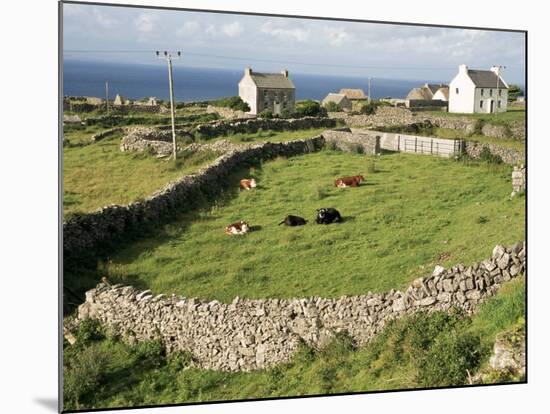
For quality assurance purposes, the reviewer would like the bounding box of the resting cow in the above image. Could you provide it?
[225,220,250,235]
[334,175,365,188]
[315,208,342,224]
[240,178,257,190]
[278,215,308,226]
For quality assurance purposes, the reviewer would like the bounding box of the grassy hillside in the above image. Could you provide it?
[63,276,525,411]
[97,150,525,302]
[63,127,327,216]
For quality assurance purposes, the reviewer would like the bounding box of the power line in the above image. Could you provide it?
[63,49,508,71]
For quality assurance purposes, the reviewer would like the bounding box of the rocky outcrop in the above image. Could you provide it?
[73,242,525,372]
[119,127,179,156]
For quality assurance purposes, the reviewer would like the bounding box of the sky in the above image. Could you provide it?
[63,3,526,84]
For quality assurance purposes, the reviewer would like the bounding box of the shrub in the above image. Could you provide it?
[259,109,273,119]
[131,339,166,368]
[75,319,105,344]
[418,330,482,387]
[359,102,377,115]
[479,147,503,164]
[280,108,292,118]
[324,101,341,112]
[64,346,109,408]
[294,100,327,117]
[211,96,250,112]
[349,143,364,154]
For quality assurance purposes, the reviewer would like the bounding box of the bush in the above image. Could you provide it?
[211,96,250,112]
[64,346,109,408]
[75,319,105,344]
[349,143,364,154]
[294,100,327,117]
[359,102,377,115]
[280,108,292,119]
[324,101,341,112]
[259,109,273,119]
[479,147,503,164]
[418,330,481,387]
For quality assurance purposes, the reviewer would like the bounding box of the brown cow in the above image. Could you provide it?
[240,178,257,190]
[225,220,250,235]
[334,175,365,188]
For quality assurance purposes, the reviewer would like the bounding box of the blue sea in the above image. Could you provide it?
[63,59,441,102]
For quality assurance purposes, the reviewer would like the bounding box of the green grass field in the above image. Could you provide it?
[99,150,524,302]
[63,127,329,216]
[63,276,525,410]
[434,127,525,152]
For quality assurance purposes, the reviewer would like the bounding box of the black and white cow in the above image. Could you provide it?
[315,208,342,224]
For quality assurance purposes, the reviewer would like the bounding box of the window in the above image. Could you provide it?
[499,89,502,97]
[481,89,484,96]
[498,100,501,108]
[490,89,493,97]
[480,100,483,109]
[264,101,269,108]
[455,88,459,94]
[263,90,268,97]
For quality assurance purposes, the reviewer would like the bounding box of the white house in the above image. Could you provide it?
[448,65,508,114]
[238,67,295,115]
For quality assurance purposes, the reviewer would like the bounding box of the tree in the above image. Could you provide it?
[508,84,524,101]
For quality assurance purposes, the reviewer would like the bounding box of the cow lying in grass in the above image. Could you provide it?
[335,175,364,188]
[278,215,308,226]
[316,208,342,224]
[240,178,257,190]
[225,220,250,235]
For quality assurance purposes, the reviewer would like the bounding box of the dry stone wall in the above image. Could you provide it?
[322,129,381,154]
[196,117,336,139]
[464,141,525,165]
[511,166,526,196]
[63,136,325,262]
[74,242,525,372]
[330,107,525,141]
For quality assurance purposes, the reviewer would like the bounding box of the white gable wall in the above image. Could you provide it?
[238,74,259,115]
[432,89,448,101]
[448,71,476,113]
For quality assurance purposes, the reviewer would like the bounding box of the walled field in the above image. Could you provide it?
[101,150,525,302]
[63,276,525,410]
[63,127,328,215]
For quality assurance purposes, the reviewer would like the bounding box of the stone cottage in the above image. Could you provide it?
[448,64,509,114]
[405,83,448,108]
[322,93,352,111]
[238,67,295,116]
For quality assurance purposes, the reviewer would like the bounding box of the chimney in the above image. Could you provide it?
[281,69,289,78]
[490,65,500,75]
[244,67,252,76]
[458,64,468,74]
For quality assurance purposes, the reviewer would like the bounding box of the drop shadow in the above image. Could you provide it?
[33,398,58,412]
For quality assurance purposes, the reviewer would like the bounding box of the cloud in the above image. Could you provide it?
[92,7,117,28]
[260,21,310,42]
[176,21,200,37]
[134,13,159,33]
[221,21,243,37]
[324,27,353,46]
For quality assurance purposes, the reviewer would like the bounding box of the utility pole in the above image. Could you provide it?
[493,65,506,117]
[368,77,372,104]
[157,50,181,160]
[105,81,109,114]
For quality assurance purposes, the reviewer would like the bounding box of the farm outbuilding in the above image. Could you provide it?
[322,93,352,111]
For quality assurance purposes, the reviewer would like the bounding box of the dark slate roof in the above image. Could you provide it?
[425,83,448,94]
[250,72,295,89]
[467,70,508,88]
